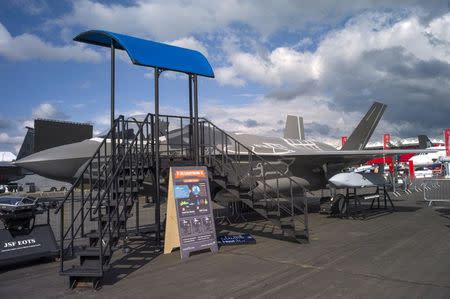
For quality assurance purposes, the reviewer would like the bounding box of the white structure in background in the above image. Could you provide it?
[0,152,17,193]
[409,146,446,167]
[0,152,16,162]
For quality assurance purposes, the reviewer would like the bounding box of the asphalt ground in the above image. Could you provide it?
[1,190,450,298]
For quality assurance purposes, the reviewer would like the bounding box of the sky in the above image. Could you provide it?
[1,0,450,154]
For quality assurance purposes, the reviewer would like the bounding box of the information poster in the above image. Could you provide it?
[164,166,218,259]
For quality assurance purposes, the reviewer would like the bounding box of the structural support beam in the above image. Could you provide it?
[188,75,193,160]
[154,67,161,246]
[110,40,116,179]
[110,42,115,130]
[193,75,199,165]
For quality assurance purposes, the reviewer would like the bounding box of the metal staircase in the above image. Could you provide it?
[55,113,309,288]
[55,115,153,288]
[196,119,309,242]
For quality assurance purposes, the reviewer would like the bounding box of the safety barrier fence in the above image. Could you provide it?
[423,178,450,206]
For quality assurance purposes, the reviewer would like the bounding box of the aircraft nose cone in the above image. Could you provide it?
[14,139,101,182]
[328,173,350,187]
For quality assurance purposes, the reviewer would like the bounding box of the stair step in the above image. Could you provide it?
[226,184,240,190]
[91,213,129,222]
[100,200,135,208]
[78,248,111,258]
[267,211,280,218]
[239,193,252,200]
[252,201,266,208]
[60,266,104,277]
[85,230,120,239]
[113,187,140,193]
[280,223,294,229]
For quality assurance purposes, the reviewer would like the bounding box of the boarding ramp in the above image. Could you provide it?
[423,178,450,206]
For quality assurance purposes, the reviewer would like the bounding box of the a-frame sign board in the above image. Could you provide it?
[164,166,218,259]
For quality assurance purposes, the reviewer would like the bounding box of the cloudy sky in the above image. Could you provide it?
[1,0,450,153]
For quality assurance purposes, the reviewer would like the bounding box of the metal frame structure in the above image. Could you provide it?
[423,178,449,206]
[55,30,309,288]
[74,30,214,246]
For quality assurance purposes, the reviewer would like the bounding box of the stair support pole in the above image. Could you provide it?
[154,67,161,247]
[193,75,199,165]
[189,74,193,160]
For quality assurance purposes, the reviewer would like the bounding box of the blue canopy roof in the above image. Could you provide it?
[74,30,214,78]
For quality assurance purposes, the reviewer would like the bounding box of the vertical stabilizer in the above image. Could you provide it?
[418,135,432,149]
[284,115,305,140]
[17,126,35,160]
[341,102,387,150]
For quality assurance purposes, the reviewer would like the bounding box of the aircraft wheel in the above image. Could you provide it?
[338,195,348,216]
[331,194,347,216]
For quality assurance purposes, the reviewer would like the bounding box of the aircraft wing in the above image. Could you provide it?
[288,149,437,165]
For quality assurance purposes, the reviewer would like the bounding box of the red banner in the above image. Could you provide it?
[383,133,390,150]
[341,136,347,147]
[408,160,415,179]
[445,129,450,156]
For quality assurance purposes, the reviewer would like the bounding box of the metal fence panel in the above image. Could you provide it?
[423,178,450,206]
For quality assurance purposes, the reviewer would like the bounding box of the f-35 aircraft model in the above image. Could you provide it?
[15,102,434,193]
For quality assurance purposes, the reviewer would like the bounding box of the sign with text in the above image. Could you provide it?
[445,129,450,156]
[218,234,256,246]
[164,166,218,259]
[383,133,390,150]
[0,225,58,267]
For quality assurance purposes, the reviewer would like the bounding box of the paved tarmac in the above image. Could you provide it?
[1,190,450,298]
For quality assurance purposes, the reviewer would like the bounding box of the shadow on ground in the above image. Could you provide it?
[217,220,307,244]
[101,235,161,286]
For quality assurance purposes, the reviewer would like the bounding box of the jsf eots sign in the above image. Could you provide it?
[383,133,390,150]
[0,225,58,267]
[164,166,218,259]
[2,238,39,252]
[445,129,450,157]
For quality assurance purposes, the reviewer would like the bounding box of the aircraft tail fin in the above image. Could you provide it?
[341,102,387,150]
[418,135,432,149]
[284,115,305,140]
[16,126,35,160]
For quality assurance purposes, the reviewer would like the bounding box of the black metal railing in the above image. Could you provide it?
[56,112,309,275]
[56,114,153,274]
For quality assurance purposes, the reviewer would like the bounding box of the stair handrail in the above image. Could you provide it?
[198,117,310,197]
[54,115,126,214]
[91,114,151,214]
[59,114,151,259]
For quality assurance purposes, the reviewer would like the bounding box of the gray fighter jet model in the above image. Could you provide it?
[15,102,434,192]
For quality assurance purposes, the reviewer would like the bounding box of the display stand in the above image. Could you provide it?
[164,166,218,258]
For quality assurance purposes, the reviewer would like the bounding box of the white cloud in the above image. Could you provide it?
[55,0,448,40]
[32,103,69,120]
[214,12,450,139]
[215,67,245,87]
[167,36,209,57]
[202,95,361,142]
[10,0,49,15]
[218,13,450,88]
[0,132,23,145]
[0,22,102,62]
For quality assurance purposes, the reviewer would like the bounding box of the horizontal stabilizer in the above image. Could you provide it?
[342,102,387,150]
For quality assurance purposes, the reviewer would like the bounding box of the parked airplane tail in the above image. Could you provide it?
[284,115,305,140]
[341,102,387,150]
[16,126,35,160]
[418,135,432,149]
